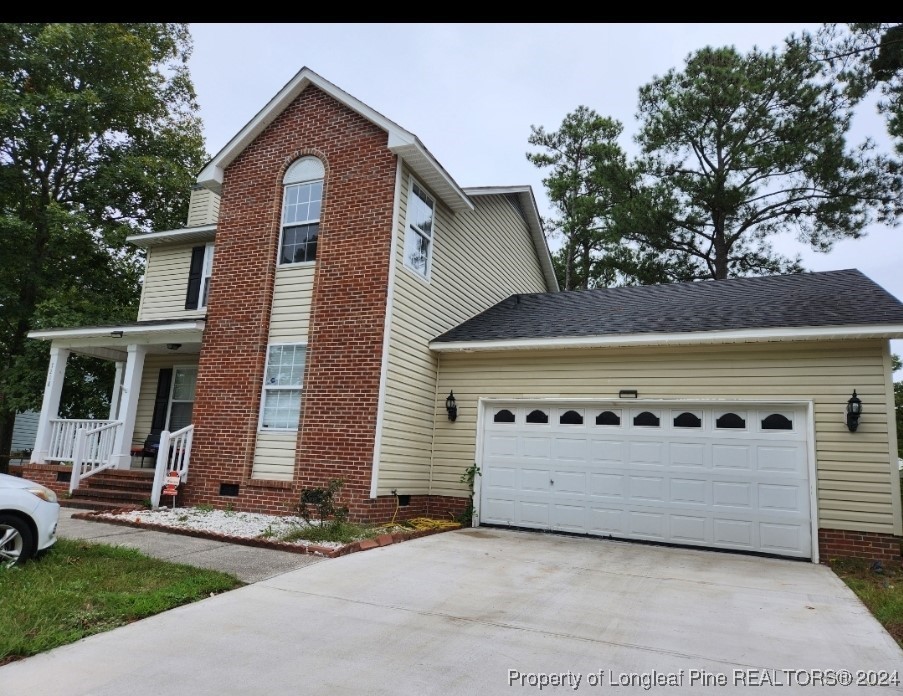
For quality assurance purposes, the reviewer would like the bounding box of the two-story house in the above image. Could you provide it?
[22,67,903,564]
[23,67,556,523]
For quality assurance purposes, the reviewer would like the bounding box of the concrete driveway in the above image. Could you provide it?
[2,527,901,695]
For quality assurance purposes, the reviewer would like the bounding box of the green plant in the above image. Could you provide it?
[458,463,481,527]
[280,521,373,545]
[195,504,214,513]
[296,479,348,530]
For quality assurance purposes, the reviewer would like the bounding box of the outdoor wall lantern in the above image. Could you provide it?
[619,389,638,399]
[846,390,862,432]
[445,391,458,422]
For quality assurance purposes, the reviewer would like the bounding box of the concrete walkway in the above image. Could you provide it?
[56,508,324,583]
[3,526,902,695]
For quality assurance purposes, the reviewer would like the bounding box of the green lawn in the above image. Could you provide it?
[0,538,242,665]
[830,557,903,649]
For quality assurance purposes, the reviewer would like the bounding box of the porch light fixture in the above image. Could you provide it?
[110,330,124,338]
[166,343,182,351]
[445,391,458,422]
[619,389,638,399]
[846,390,862,432]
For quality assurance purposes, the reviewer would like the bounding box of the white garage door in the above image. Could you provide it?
[479,402,812,558]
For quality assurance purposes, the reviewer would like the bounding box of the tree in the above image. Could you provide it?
[526,107,638,290]
[812,23,903,155]
[0,23,207,471]
[619,42,901,281]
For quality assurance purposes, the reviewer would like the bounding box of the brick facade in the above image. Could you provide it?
[182,84,452,522]
[818,528,902,564]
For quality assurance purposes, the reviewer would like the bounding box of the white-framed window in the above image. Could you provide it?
[199,243,214,309]
[166,366,198,432]
[403,179,435,279]
[280,157,324,266]
[259,343,307,431]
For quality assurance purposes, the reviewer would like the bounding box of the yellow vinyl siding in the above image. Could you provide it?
[267,265,315,342]
[251,264,314,479]
[137,245,206,322]
[186,187,221,227]
[376,168,549,495]
[431,340,899,535]
[133,355,200,447]
[252,432,297,481]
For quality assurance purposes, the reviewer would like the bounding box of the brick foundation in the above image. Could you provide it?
[818,528,902,564]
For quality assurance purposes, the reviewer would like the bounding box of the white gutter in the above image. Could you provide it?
[430,323,903,352]
[28,320,206,341]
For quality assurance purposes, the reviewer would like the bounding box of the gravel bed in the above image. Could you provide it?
[94,507,344,549]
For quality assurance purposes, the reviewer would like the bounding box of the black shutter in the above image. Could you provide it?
[185,245,206,309]
[150,368,173,435]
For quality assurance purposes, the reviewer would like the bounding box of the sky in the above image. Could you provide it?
[187,23,902,368]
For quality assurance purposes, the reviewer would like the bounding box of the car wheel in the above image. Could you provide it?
[0,514,35,568]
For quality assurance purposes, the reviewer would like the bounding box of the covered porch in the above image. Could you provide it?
[26,320,204,506]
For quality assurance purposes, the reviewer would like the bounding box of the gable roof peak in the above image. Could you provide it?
[196,66,472,212]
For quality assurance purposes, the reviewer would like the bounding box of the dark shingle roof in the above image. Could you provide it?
[433,269,903,344]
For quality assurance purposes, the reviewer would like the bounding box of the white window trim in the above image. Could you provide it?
[278,179,322,268]
[258,342,307,432]
[164,365,198,432]
[401,177,435,282]
[198,243,214,310]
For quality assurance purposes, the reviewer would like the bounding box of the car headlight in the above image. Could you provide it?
[26,485,58,504]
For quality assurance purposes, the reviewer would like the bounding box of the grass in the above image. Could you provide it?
[830,557,903,648]
[0,538,242,666]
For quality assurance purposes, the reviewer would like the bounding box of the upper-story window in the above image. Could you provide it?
[185,242,215,311]
[404,180,435,279]
[280,156,324,265]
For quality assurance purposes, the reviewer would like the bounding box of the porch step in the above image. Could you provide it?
[63,469,156,511]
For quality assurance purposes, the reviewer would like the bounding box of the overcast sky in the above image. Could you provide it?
[188,23,902,366]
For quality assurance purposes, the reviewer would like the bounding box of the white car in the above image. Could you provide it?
[0,473,60,568]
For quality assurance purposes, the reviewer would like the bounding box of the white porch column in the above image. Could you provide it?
[110,344,147,469]
[31,344,70,464]
[108,361,125,420]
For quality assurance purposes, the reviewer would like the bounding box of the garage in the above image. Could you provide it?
[479,401,814,559]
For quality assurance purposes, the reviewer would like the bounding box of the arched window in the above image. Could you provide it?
[716,413,746,429]
[493,409,515,423]
[595,411,621,426]
[526,409,549,424]
[280,157,324,265]
[633,411,660,427]
[762,413,793,430]
[673,412,702,428]
[559,410,584,425]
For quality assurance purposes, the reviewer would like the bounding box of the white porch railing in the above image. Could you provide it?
[150,425,194,508]
[47,419,116,463]
[69,421,122,493]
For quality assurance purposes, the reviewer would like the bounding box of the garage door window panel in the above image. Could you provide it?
[493,409,516,423]
[716,412,747,429]
[559,409,584,425]
[526,409,549,424]
[595,410,621,426]
[761,413,793,430]
[633,411,661,427]
[673,411,702,428]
